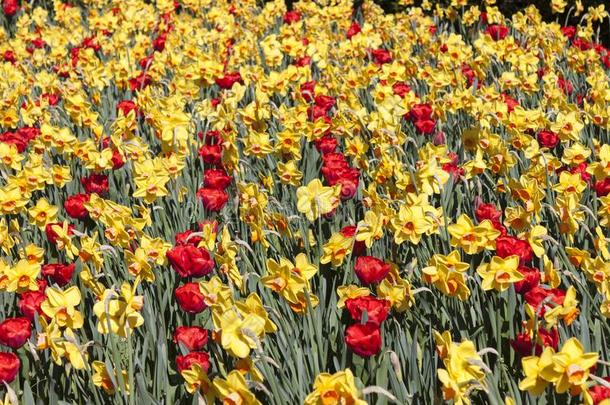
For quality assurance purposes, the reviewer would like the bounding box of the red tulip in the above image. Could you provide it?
[18,291,46,320]
[345,323,382,357]
[198,144,223,165]
[339,225,366,256]
[215,72,243,89]
[346,22,361,39]
[537,130,559,148]
[314,135,338,154]
[176,351,210,373]
[203,169,232,190]
[42,263,76,286]
[345,296,390,326]
[175,230,202,247]
[81,174,109,194]
[175,283,207,313]
[173,326,208,351]
[196,188,228,212]
[64,193,90,220]
[2,0,18,17]
[354,256,391,285]
[514,266,541,294]
[167,245,214,278]
[0,317,31,349]
[486,24,509,41]
[0,352,19,382]
[496,236,533,265]
[370,49,392,65]
[283,10,301,24]
[475,203,502,222]
[409,103,433,122]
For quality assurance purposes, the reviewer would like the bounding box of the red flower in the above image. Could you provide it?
[589,377,610,404]
[345,296,390,326]
[321,152,349,172]
[370,49,392,65]
[511,327,558,356]
[3,50,16,63]
[117,100,138,116]
[462,64,478,88]
[167,245,214,278]
[175,283,207,313]
[442,163,464,178]
[414,119,436,135]
[314,135,338,154]
[129,73,152,91]
[42,263,76,286]
[511,331,534,356]
[339,225,366,256]
[203,169,232,190]
[173,326,209,351]
[0,352,19,383]
[175,230,202,247]
[0,317,31,349]
[198,144,223,165]
[294,56,311,67]
[561,26,576,40]
[336,177,359,200]
[18,291,46,320]
[0,127,39,152]
[537,130,559,148]
[486,24,509,41]
[111,149,125,169]
[300,80,316,102]
[324,165,359,186]
[595,178,610,197]
[495,236,533,265]
[323,163,359,200]
[314,95,336,112]
[64,193,90,220]
[153,32,167,52]
[197,188,228,212]
[215,72,243,89]
[283,10,301,24]
[538,327,559,351]
[557,78,573,95]
[513,266,540,294]
[3,0,18,17]
[603,54,610,69]
[45,222,75,245]
[17,126,39,143]
[37,278,48,292]
[198,130,222,143]
[81,174,109,194]
[354,256,391,285]
[524,286,566,316]
[345,323,382,357]
[139,55,154,69]
[409,103,433,122]
[502,93,519,113]
[346,22,361,39]
[82,36,100,51]
[307,104,328,121]
[176,352,210,373]
[41,93,60,106]
[392,82,411,98]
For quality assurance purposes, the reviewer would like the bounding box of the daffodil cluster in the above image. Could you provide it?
[1,0,610,403]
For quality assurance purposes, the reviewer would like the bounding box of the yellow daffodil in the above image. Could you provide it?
[477,255,524,292]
